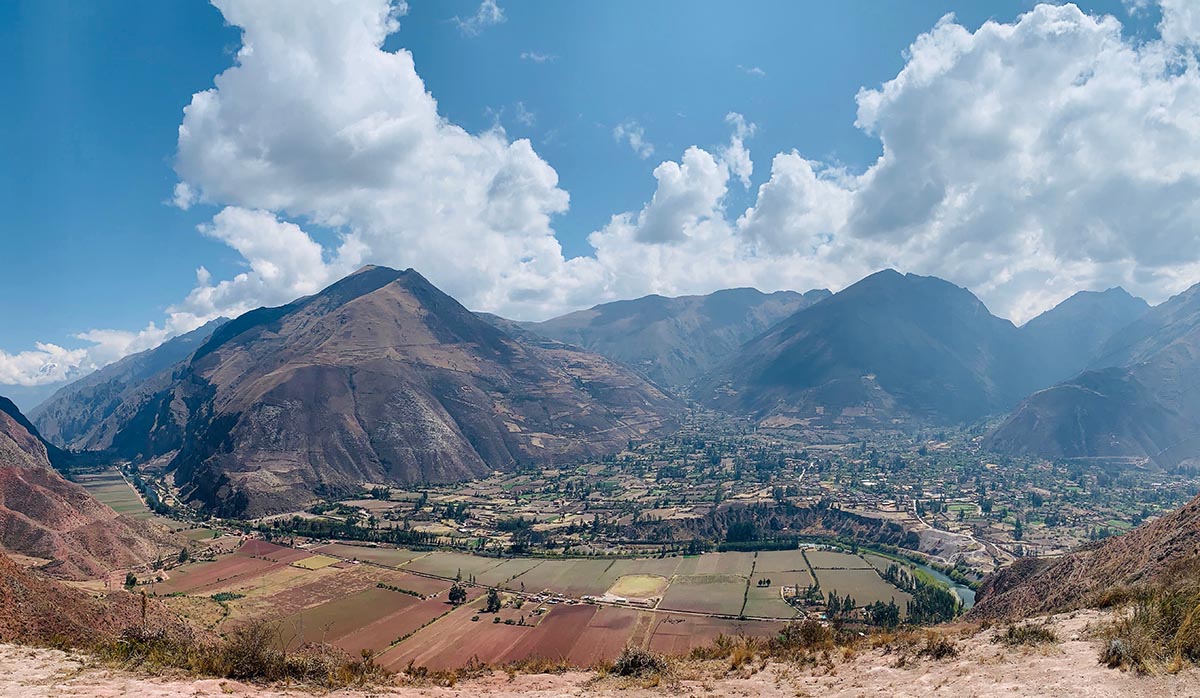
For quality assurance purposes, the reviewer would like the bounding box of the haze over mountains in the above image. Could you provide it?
[693,270,1152,426]
[521,288,831,388]
[988,280,1200,467]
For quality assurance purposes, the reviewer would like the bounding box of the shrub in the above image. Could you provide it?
[994,622,1059,647]
[918,633,958,660]
[611,646,669,678]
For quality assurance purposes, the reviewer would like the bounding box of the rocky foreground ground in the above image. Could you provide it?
[4,611,1198,698]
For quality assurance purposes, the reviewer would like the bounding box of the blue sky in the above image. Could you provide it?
[1,0,1195,402]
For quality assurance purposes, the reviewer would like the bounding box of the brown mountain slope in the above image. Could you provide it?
[0,549,177,646]
[99,266,681,517]
[0,400,166,580]
[971,492,1200,619]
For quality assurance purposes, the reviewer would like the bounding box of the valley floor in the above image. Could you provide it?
[4,611,1199,697]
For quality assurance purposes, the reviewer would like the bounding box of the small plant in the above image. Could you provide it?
[611,646,669,678]
[918,632,958,660]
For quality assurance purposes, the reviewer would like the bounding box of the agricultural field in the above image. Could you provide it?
[607,574,668,599]
[805,549,874,569]
[75,468,187,531]
[813,568,913,608]
[75,470,147,516]
[148,538,927,670]
[657,574,748,616]
[314,543,428,567]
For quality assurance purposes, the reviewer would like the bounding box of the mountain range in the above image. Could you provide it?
[29,264,1200,517]
[987,280,1200,467]
[693,270,1150,426]
[520,287,831,388]
[31,318,228,452]
[51,266,680,516]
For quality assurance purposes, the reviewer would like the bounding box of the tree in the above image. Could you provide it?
[485,587,502,613]
[177,547,190,564]
[124,572,137,589]
[448,584,467,606]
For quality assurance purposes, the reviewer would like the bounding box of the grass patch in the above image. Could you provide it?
[993,622,1059,647]
[1095,559,1200,674]
[91,620,387,688]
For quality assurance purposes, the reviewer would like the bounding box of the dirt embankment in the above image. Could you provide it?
[3,610,1199,698]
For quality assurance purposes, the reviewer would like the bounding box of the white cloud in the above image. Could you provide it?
[719,112,756,188]
[9,0,1200,388]
[738,65,767,77]
[520,51,555,63]
[613,120,654,159]
[454,0,504,37]
[1159,0,1200,46]
[167,207,349,329]
[514,101,536,126]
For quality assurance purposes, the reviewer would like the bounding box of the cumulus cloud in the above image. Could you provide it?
[612,120,655,159]
[720,112,756,188]
[738,64,767,77]
[454,0,504,36]
[9,0,1200,387]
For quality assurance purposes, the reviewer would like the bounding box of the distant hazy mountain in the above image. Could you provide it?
[87,266,679,516]
[524,287,831,388]
[987,282,1200,466]
[0,396,166,579]
[695,270,1046,425]
[1018,288,1149,386]
[30,319,227,450]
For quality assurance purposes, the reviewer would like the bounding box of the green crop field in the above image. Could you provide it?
[76,471,145,513]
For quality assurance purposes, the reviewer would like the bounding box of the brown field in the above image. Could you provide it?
[154,555,283,595]
[314,543,429,567]
[674,552,754,576]
[658,574,748,616]
[291,554,340,570]
[560,606,643,666]
[646,614,784,655]
[376,597,527,671]
[497,604,601,664]
[472,558,544,587]
[754,550,812,574]
[274,587,448,652]
[501,558,617,596]
[334,595,456,655]
[805,550,874,569]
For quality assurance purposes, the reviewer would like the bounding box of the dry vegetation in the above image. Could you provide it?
[88,619,387,689]
[1094,560,1200,674]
